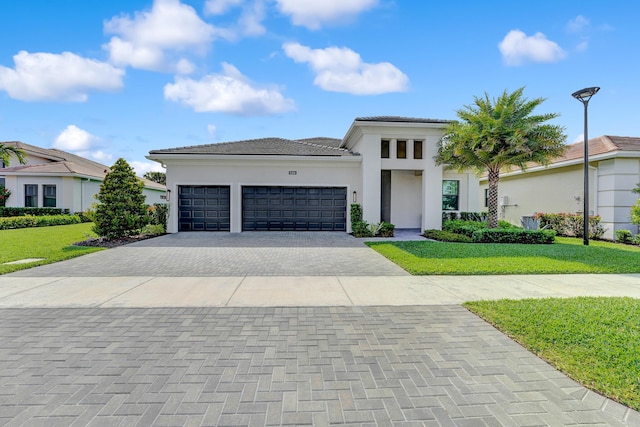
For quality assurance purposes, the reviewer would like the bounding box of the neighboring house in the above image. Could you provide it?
[479,136,640,239]
[148,116,479,233]
[0,141,166,212]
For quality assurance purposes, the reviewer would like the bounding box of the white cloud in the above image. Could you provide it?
[89,151,114,163]
[276,0,377,30]
[207,124,217,139]
[0,51,124,102]
[283,42,408,95]
[130,160,165,176]
[53,125,115,163]
[54,125,100,151]
[204,0,242,15]
[576,40,589,52]
[103,0,215,73]
[238,1,266,37]
[567,15,589,33]
[498,30,566,66]
[574,133,585,144]
[164,62,296,115]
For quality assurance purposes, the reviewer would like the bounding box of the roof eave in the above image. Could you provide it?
[147,153,361,162]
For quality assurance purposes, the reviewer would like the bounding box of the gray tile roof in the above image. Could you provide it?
[149,137,357,156]
[354,116,451,124]
[1,141,165,190]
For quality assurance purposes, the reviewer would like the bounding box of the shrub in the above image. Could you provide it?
[443,220,486,238]
[616,229,633,243]
[498,220,520,229]
[0,185,10,207]
[472,228,556,244]
[146,203,168,228]
[379,221,395,237]
[631,199,640,227]
[350,203,363,223]
[140,224,165,236]
[93,158,147,239]
[632,234,640,245]
[352,220,372,237]
[535,212,606,239]
[460,211,488,222]
[423,229,473,243]
[0,207,67,217]
[0,214,82,230]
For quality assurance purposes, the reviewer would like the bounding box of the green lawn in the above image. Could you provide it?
[0,223,104,275]
[465,297,640,411]
[367,237,640,275]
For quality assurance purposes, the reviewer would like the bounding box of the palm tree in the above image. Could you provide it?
[435,87,567,228]
[0,143,27,167]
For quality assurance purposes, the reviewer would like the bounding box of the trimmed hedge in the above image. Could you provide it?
[423,229,473,243]
[0,214,82,230]
[471,228,556,244]
[0,207,69,217]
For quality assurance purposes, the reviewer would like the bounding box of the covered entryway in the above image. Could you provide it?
[242,186,347,231]
[178,185,230,231]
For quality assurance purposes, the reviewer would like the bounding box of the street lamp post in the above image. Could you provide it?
[571,86,600,246]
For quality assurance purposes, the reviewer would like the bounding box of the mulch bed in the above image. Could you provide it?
[74,234,162,249]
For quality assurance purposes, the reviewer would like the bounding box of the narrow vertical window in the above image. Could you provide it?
[381,139,390,158]
[25,184,38,207]
[442,180,459,211]
[484,189,489,208]
[397,140,406,159]
[43,185,57,207]
[413,140,423,159]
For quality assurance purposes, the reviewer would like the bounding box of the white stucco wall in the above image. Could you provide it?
[479,165,587,224]
[479,159,640,239]
[164,156,361,233]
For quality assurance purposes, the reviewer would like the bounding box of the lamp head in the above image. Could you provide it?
[572,87,600,104]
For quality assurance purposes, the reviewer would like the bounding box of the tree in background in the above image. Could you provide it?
[435,87,567,228]
[0,143,27,166]
[93,158,147,239]
[631,183,640,228]
[143,171,166,185]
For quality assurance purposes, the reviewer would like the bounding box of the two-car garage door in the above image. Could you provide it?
[178,185,346,232]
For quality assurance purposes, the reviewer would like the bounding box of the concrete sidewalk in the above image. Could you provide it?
[1,273,639,307]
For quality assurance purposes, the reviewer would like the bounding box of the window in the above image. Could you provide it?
[484,189,489,208]
[413,140,423,159]
[397,140,406,159]
[442,180,459,211]
[43,185,56,207]
[381,139,390,158]
[0,177,5,187]
[25,184,38,207]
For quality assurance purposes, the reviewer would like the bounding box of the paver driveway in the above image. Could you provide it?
[2,306,638,426]
[9,232,409,277]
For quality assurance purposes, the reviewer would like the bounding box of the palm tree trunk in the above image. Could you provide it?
[487,168,500,228]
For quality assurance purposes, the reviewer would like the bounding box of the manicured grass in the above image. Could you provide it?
[465,297,640,411]
[0,223,104,274]
[367,237,640,275]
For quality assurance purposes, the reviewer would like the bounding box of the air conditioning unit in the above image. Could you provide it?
[499,195,508,206]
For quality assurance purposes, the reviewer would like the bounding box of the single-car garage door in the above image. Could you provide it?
[243,186,347,231]
[178,186,230,231]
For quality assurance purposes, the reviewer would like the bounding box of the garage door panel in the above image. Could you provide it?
[178,185,230,232]
[242,186,346,231]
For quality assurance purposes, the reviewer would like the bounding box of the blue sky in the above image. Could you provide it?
[1,0,638,175]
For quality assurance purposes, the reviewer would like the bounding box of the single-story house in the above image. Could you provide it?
[148,116,479,233]
[0,141,166,212]
[479,135,640,239]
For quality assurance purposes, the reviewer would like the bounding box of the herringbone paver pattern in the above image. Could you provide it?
[1,306,637,426]
[9,232,408,277]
